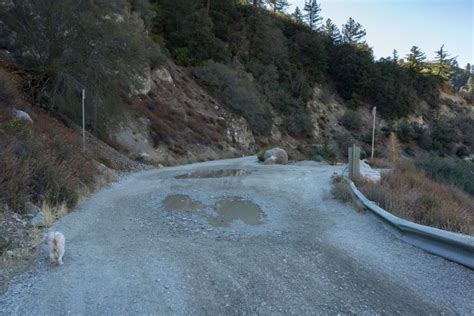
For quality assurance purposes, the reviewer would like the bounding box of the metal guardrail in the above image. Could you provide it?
[348,180,474,269]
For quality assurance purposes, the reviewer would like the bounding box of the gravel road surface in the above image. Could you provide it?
[1,157,473,315]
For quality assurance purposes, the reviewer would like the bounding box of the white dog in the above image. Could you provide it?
[46,231,66,265]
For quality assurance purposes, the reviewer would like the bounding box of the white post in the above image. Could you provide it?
[82,89,86,152]
[371,106,376,161]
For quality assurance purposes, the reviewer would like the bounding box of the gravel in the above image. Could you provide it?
[1,156,472,315]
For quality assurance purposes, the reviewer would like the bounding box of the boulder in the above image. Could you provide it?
[263,147,288,165]
[12,109,33,123]
[29,211,45,227]
[130,66,152,95]
[25,202,45,227]
[25,202,41,216]
[152,67,174,85]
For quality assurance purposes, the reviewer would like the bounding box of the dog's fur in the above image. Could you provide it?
[46,231,65,265]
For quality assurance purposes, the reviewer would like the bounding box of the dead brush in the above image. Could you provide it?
[0,114,97,213]
[331,174,354,203]
[356,162,474,235]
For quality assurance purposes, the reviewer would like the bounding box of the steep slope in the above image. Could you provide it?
[0,59,145,283]
[111,62,256,165]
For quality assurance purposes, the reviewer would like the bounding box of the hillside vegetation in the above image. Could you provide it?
[0,1,473,223]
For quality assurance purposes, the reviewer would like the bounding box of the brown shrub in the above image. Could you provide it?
[0,141,34,210]
[367,157,391,168]
[387,132,401,165]
[0,116,97,212]
[331,174,353,203]
[134,96,224,151]
[356,162,474,235]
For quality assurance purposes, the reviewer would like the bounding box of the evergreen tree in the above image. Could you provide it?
[392,49,399,62]
[323,18,341,44]
[433,44,456,79]
[252,0,264,7]
[292,7,304,23]
[303,0,322,31]
[266,0,289,13]
[465,63,473,75]
[341,17,366,44]
[406,46,426,72]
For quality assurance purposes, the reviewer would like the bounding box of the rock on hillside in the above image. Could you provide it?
[263,147,288,164]
[112,61,257,165]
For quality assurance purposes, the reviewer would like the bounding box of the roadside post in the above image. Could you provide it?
[348,144,361,178]
[82,89,86,152]
[371,106,376,161]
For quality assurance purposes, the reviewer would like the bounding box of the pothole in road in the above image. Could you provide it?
[163,194,205,212]
[207,197,265,227]
[162,195,266,227]
[175,169,251,179]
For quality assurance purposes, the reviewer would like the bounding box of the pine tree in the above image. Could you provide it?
[392,49,399,62]
[341,17,366,44]
[249,0,263,7]
[292,6,304,23]
[406,46,426,72]
[303,0,322,31]
[266,0,289,13]
[434,44,456,79]
[466,63,473,74]
[323,18,341,44]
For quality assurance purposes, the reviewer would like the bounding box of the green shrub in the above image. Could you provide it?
[341,110,362,131]
[257,150,266,162]
[311,154,324,162]
[1,0,163,133]
[334,131,353,158]
[314,141,337,163]
[172,47,192,66]
[416,156,474,196]
[194,61,272,135]
[361,131,373,144]
[431,120,457,153]
[395,121,415,142]
[169,9,230,65]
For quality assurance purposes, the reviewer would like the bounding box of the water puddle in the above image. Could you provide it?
[162,195,265,227]
[163,194,204,212]
[175,169,250,179]
[207,197,265,227]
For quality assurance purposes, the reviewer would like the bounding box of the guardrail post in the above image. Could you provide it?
[348,144,360,178]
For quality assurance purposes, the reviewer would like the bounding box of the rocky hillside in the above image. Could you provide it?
[113,59,473,166]
[103,0,473,165]
[1,0,473,209]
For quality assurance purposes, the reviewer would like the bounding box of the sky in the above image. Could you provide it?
[289,0,473,67]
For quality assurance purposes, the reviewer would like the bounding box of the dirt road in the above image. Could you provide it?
[1,157,472,315]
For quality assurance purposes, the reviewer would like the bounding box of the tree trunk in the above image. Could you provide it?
[207,0,210,14]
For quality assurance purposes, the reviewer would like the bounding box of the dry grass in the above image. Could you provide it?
[356,163,474,235]
[331,174,354,203]
[41,201,69,227]
[387,132,401,165]
[367,157,391,169]
[0,115,97,213]
[41,203,54,227]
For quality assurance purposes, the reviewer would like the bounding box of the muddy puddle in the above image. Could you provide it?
[162,194,265,227]
[163,194,204,212]
[175,169,250,179]
[207,197,265,227]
